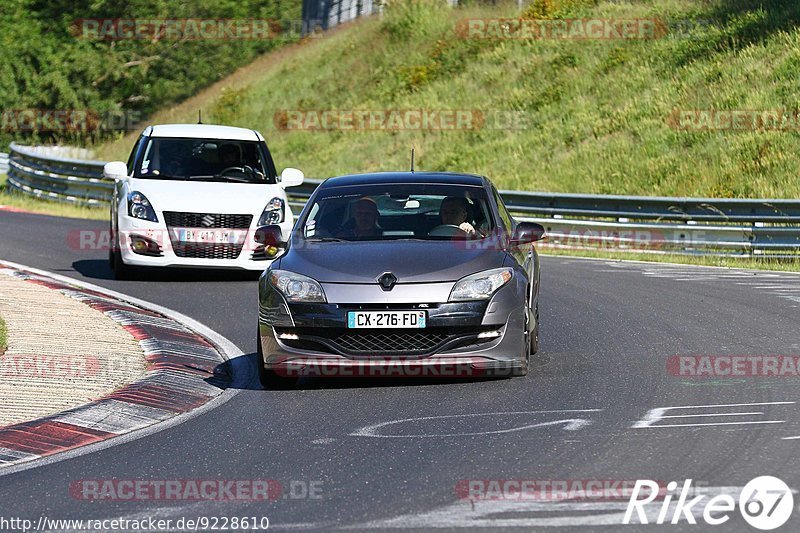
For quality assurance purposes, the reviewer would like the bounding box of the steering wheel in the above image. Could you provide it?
[428,224,469,237]
[217,166,248,176]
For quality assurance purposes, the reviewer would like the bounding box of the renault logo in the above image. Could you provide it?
[377,272,397,291]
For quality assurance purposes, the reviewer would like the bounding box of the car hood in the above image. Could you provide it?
[129,177,282,214]
[279,240,508,283]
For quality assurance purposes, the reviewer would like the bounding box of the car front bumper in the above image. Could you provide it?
[257,278,529,378]
[117,217,292,271]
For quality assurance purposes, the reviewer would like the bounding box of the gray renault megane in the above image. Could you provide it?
[255,172,545,384]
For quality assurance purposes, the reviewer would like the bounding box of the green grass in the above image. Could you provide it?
[0,314,7,353]
[93,0,800,199]
[0,174,107,220]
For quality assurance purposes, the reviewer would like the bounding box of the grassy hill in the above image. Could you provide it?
[95,0,800,198]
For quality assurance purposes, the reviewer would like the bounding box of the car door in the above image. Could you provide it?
[490,184,539,307]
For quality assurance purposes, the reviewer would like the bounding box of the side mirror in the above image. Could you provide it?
[279,167,304,188]
[103,161,128,181]
[511,222,545,245]
[254,225,287,248]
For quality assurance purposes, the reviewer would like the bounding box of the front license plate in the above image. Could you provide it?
[347,311,427,329]
[178,229,237,244]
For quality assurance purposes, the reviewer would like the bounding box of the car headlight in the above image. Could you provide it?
[269,269,326,303]
[449,268,513,302]
[258,197,285,225]
[127,191,158,222]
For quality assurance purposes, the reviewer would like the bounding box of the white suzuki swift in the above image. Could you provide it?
[104,124,303,279]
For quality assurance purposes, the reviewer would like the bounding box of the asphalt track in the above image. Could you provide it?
[1,210,800,531]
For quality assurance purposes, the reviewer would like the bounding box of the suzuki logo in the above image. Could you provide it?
[377,272,397,291]
[200,215,215,227]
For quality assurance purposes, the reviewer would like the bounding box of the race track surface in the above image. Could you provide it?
[1,211,799,531]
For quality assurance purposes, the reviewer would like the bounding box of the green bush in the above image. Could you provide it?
[0,0,300,150]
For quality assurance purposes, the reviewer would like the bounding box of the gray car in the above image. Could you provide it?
[256,172,544,384]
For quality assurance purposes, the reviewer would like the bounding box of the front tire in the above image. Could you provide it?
[512,307,531,377]
[111,247,132,280]
[257,327,294,389]
[529,302,539,355]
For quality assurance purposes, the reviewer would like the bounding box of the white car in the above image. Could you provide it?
[105,124,303,279]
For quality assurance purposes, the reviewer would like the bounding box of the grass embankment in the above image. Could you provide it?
[96,0,800,199]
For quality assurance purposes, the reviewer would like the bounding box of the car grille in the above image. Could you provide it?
[163,211,253,229]
[334,331,449,355]
[171,242,242,259]
[279,327,488,357]
[164,211,253,259]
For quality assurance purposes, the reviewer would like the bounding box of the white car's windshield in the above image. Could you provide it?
[136,137,275,183]
[301,184,496,242]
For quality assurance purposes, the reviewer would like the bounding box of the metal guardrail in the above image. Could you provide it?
[4,143,800,257]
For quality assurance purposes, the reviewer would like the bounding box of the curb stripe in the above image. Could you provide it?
[0,266,233,469]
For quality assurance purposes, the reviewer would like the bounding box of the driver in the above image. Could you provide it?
[439,196,477,236]
[337,197,382,239]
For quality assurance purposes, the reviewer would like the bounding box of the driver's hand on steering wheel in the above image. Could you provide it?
[458,222,477,235]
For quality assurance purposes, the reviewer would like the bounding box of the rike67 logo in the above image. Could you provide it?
[624,477,794,530]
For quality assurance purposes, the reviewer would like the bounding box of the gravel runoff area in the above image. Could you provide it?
[0,271,146,426]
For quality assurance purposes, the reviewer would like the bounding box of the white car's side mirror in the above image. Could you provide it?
[279,167,304,188]
[103,161,128,181]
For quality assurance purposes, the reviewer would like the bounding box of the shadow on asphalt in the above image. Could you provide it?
[210,352,505,392]
[72,259,262,282]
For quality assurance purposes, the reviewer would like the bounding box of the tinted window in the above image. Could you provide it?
[300,183,496,241]
[135,137,276,183]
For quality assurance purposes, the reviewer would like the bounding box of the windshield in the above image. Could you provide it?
[135,137,276,183]
[300,183,495,242]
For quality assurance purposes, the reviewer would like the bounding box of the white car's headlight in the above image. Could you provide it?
[258,197,285,225]
[127,191,158,222]
[269,269,326,303]
[449,268,513,302]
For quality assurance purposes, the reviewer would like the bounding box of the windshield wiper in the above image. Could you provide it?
[305,237,346,242]
[190,175,254,183]
[138,174,187,180]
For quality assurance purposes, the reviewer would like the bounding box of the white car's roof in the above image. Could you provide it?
[143,124,264,142]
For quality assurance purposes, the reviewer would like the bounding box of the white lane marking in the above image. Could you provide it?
[588,259,800,305]
[638,421,784,428]
[0,259,244,478]
[659,412,763,418]
[631,402,793,429]
[349,487,746,528]
[351,410,602,438]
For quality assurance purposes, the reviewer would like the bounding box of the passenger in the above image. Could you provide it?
[218,143,241,167]
[337,198,382,239]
